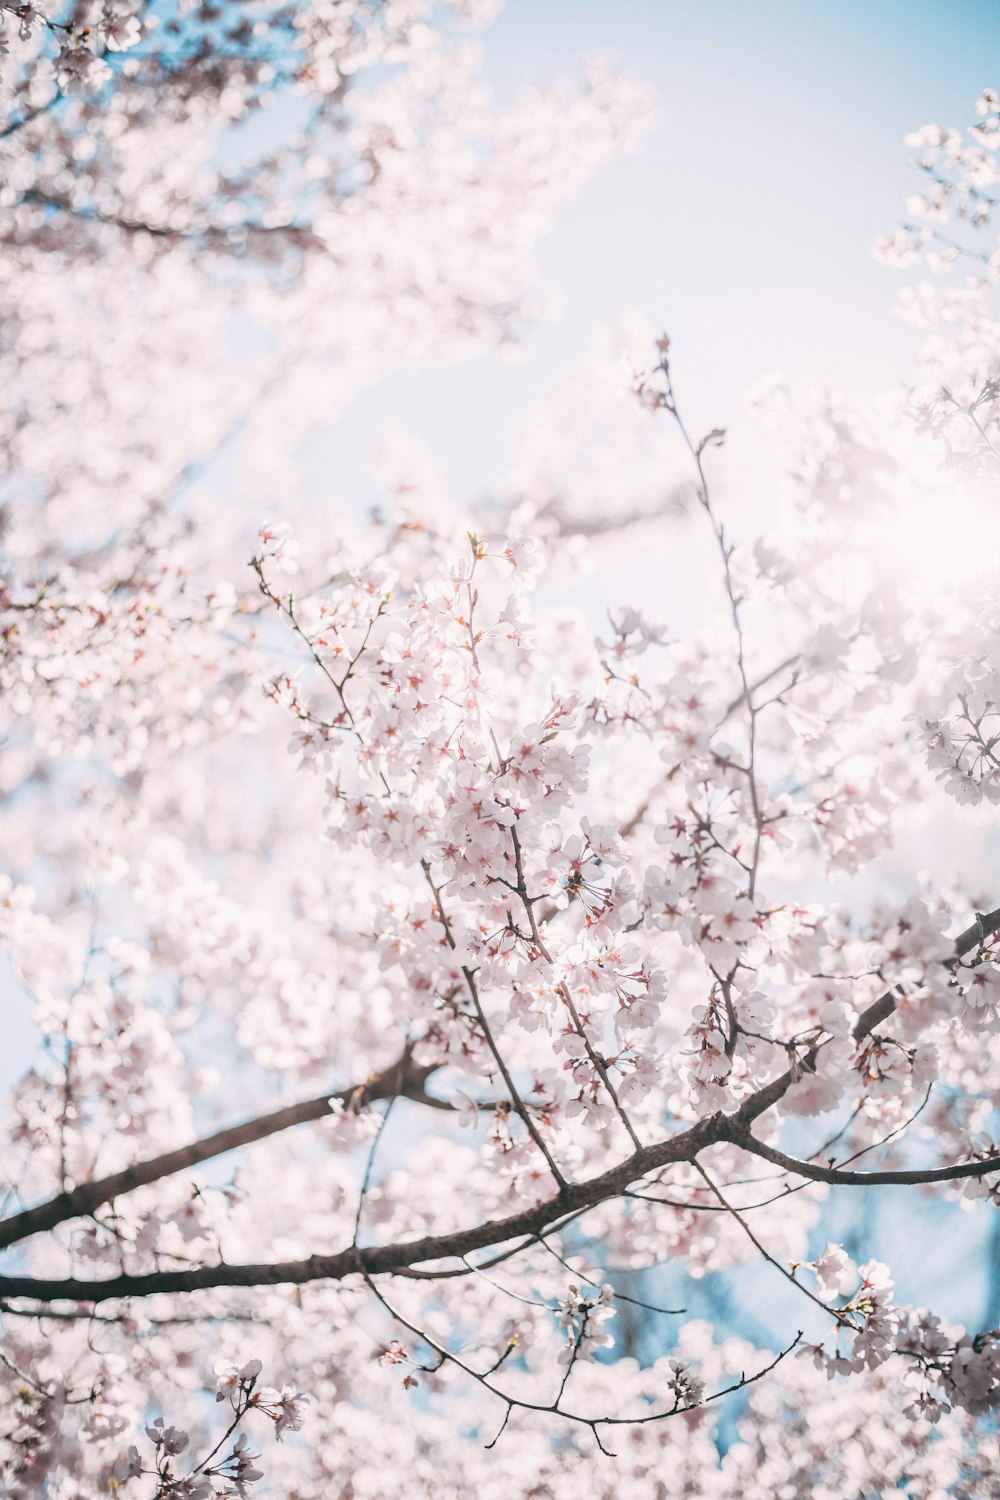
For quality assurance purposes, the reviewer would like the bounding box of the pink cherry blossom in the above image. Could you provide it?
[0,12,998,1496]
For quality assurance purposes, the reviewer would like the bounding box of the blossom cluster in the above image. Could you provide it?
[555,1282,617,1364]
[0,17,999,1495]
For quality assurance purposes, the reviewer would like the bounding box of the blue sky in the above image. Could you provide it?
[310,0,1000,503]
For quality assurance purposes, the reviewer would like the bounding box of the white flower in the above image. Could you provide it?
[215,1357,263,1401]
[112,1445,142,1481]
[256,1384,310,1441]
[667,1358,705,1407]
[258,521,300,576]
[227,1432,264,1494]
[453,1089,480,1128]
[102,5,141,51]
[145,1418,189,1454]
[810,1242,857,1300]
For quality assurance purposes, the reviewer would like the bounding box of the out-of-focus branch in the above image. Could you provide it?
[12,189,322,249]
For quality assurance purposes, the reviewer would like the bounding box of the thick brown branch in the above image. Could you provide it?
[0,1114,728,1304]
[5,904,997,1298]
[733,904,1000,1129]
[851,905,1000,1041]
[732,1133,1000,1188]
[4,1096,994,1307]
[0,1049,430,1252]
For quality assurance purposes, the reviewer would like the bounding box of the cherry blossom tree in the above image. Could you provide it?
[1,3,999,1491]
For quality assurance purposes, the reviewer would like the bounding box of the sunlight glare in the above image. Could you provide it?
[856,482,1000,601]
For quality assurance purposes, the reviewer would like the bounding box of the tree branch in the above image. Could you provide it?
[732,904,1000,1129]
[13,188,321,248]
[0,1113,727,1304]
[730,1133,1000,1188]
[0,1047,432,1252]
[6,875,998,1314]
[2,1096,996,1305]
